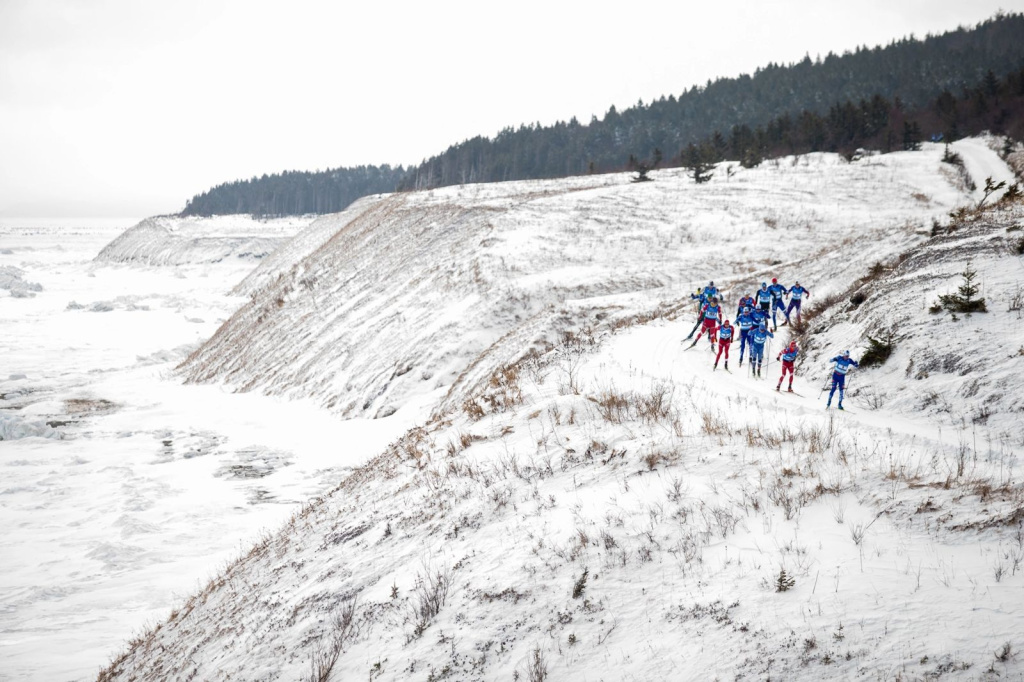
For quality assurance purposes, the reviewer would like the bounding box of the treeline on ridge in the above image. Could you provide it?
[180,165,407,218]
[671,64,1024,175]
[180,13,1024,217]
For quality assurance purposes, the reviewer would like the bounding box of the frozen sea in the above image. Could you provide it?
[0,219,426,681]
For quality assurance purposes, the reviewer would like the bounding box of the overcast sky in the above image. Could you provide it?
[1,0,1022,221]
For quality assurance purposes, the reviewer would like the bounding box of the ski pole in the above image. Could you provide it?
[818,374,831,400]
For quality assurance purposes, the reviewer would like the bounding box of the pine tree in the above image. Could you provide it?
[682,143,714,184]
[902,120,922,151]
[938,261,987,314]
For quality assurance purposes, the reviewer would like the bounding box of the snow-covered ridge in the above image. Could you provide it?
[94,214,314,266]
[99,141,1024,681]
[179,149,959,419]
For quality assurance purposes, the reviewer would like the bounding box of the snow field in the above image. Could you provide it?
[100,139,1024,680]
[101,305,1024,681]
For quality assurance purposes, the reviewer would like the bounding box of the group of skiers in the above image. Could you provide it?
[684,278,857,410]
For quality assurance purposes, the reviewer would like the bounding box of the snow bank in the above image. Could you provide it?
[94,214,314,266]
[0,264,43,297]
[0,412,59,440]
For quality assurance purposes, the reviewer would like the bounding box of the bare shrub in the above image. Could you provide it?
[635,383,675,423]
[594,384,677,425]
[850,523,867,546]
[745,425,781,448]
[828,498,847,524]
[1007,284,1023,317]
[307,598,357,682]
[701,410,730,436]
[525,646,548,682]
[767,477,814,520]
[595,389,630,423]
[482,364,524,412]
[410,563,453,638]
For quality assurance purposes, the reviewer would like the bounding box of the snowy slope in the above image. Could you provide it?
[230,195,390,297]
[94,214,313,266]
[179,149,957,420]
[797,196,1024,435]
[99,141,1024,681]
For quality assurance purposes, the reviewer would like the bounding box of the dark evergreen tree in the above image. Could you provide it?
[682,143,714,183]
[902,120,923,151]
[938,262,987,314]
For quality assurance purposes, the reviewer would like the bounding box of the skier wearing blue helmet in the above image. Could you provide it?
[767,278,787,330]
[826,350,859,410]
[755,282,772,314]
[747,321,774,377]
[784,280,810,325]
[735,306,756,366]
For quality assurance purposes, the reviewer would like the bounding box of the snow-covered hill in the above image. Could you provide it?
[94,214,313,266]
[798,194,1024,435]
[98,140,1024,681]
[179,149,957,419]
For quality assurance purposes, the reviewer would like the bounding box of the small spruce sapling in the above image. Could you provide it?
[776,568,796,592]
[936,261,987,315]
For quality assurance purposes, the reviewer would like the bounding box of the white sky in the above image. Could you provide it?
[1,0,1022,221]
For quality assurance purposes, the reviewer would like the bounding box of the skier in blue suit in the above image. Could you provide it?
[784,281,810,325]
[750,306,768,329]
[767,278,787,330]
[736,292,756,317]
[755,282,772,314]
[736,306,756,366]
[826,350,859,410]
[748,322,774,378]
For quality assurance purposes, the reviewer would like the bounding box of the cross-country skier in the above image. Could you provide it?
[704,281,719,301]
[736,292,756,317]
[767,278,787,330]
[715,319,734,370]
[750,305,769,329]
[736,306,756,366]
[748,321,774,377]
[784,281,810,325]
[826,350,859,410]
[689,296,722,350]
[685,287,707,339]
[776,340,799,391]
[755,282,772,314]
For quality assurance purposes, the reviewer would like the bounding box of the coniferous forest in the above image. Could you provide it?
[181,13,1024,218]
